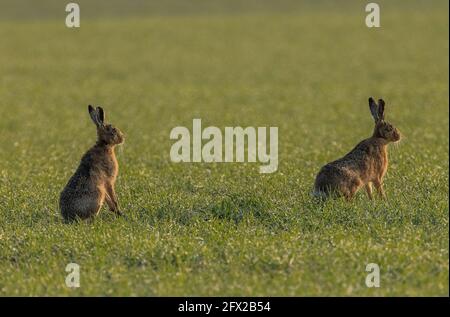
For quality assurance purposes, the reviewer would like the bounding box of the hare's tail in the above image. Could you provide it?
[311,189,328,199]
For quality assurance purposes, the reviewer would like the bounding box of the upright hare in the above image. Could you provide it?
[60,106,124,221]
[314,97,401,200]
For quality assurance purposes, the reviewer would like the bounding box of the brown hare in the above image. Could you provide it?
[313,97,401,200]
[60,105,125,222]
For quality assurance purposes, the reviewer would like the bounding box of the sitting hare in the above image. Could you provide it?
[60,105,125,221]
[313,97,401,200]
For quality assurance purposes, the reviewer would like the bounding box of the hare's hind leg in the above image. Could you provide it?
[343,178,363,201]
[61,197,101,222]
[75,193,104,219]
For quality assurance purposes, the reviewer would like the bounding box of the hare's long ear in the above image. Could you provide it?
[368,97,379,122]
[377,99,385,121]
[88,105,100,126]
[96,106,105,125]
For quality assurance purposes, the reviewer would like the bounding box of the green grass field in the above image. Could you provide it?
[0,0,448,296]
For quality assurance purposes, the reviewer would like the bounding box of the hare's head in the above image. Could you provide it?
[88,105,124,146]
[369,97,401,143]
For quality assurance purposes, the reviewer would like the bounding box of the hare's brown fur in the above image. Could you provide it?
[314,98,401,200]
[60,106,124,222]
